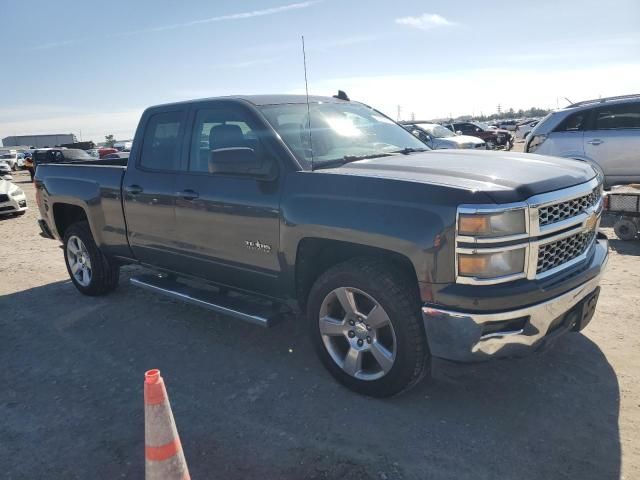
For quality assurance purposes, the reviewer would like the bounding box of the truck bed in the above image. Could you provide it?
[35,163,131,258]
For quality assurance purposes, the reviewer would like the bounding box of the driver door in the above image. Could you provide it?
[174,101,282,296]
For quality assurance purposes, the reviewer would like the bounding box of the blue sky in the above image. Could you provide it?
[1,0,639,142]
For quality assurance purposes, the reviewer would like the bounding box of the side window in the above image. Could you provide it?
[554,112,585,132]
[140,110,185,171]
[594,103,640,130]
[48,150,63,162]
[189,105,265,174]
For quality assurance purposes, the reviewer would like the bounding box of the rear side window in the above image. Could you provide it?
[594,103,640,130]
[554,111,585,132]
[140,111,186,171]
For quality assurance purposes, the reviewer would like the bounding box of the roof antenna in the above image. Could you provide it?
[302,35,315,170]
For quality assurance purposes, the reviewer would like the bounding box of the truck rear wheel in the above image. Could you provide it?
[307,258,429,397]
[63,222,120,296]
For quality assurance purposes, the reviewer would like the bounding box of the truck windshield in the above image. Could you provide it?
[260,102,429,168]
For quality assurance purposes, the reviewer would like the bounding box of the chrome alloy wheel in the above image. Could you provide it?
[319,287,397,381]
[66,235,92,287]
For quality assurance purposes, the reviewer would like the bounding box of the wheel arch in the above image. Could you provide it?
[294,237,420,308]
[52,203,89,239]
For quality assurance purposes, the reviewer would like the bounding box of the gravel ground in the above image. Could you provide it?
[1,167,639,480]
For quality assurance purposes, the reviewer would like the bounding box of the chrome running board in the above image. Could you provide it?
[130,274,279,327]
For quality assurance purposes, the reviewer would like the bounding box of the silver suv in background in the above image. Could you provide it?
[525,94,640,187]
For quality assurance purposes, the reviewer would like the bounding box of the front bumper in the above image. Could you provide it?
[38,218,55,239]
[0,194,27,215]
[422,237,608,362]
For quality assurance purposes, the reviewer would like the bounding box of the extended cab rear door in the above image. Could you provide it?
[122,107,186,270]
[173,100,282,297]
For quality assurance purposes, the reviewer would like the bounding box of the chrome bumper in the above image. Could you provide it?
[422,238,608,362]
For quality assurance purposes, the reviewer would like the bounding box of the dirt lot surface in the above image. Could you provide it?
[1,166,639,480]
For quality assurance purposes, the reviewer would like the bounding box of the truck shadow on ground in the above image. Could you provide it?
[1,269,621,480]
[607,238,640,256]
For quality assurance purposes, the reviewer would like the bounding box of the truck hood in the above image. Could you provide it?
[319,150,597,203]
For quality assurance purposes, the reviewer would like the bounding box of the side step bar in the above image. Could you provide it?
[130,274,281,327]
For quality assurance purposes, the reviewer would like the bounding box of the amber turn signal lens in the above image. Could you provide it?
[458,254,489,274]
[458,215,490,235]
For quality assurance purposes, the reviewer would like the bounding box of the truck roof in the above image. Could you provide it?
[151,94,351,109]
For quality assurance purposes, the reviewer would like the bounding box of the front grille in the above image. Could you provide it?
[539,188,600,227]
[537,229,596,274]
[0,206,14,212]
[0,194,8,202]
[476,143,486,149]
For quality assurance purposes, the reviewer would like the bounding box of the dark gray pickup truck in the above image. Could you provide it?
[35,94,608,397]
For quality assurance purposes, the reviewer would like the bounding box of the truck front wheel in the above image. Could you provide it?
[307,258,430,397]
[63,222,120,296]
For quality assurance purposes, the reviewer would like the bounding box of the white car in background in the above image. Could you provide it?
[526,94,640,187]
[0,150,19,170]
[515,120,539,140]
[401,122,486,149]
[0,178,27,216]
[0,160,13,179]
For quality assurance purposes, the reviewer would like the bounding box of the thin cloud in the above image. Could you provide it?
[28,1,321,49]
[395,13,456,31]
[113,1,322,37]
[30,40,77,50]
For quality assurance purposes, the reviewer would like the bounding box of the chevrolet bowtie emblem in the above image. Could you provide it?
[585,211,598,231]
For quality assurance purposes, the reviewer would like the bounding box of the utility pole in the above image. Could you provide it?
[410,111,415,121]
[397,105,402,121]
[496,104,502,115]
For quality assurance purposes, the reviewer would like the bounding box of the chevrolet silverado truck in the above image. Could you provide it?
[35,95,608,397]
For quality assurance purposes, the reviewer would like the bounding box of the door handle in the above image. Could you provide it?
[179,189,199,200]
[587,139,603,146]
[126,184,143,195]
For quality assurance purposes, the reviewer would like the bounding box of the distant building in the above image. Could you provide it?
[2,133,77,148]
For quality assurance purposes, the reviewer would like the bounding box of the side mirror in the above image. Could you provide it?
[209,147,264,176]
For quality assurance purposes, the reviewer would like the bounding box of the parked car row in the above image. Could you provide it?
[401,122,486,149]
[443,121,514,150]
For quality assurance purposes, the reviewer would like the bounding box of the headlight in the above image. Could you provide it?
[527,134,547,153]
[458,248,526,279]
[458,209,526,238]
[10,188,24,197]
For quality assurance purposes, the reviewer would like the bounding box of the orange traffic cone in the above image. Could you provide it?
[144,369,191,480]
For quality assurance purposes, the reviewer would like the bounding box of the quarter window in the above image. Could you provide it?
[140,111,185,171]
[594,103,640,130]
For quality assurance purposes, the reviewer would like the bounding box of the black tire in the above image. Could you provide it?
[307,258,429,397]
[63,221,120,295]
[614,218,638,241]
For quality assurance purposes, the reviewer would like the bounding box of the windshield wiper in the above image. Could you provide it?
[391,147,429,155]
[312,153,392,170]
